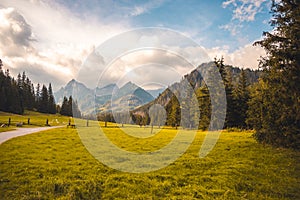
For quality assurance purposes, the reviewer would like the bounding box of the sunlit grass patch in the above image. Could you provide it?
[0,126,299,199]
[0,111,77,132]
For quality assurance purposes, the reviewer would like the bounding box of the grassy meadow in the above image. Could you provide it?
[0,111,74,132]
[0,123,299,199]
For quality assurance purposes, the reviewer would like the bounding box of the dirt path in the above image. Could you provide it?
[0,126,63,144]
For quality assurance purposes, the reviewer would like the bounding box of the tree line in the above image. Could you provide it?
[0,61,81,118]
[161,58,251,131]
[0,62,56,115]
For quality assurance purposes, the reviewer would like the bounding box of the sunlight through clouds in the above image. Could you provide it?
[0,0,269,90]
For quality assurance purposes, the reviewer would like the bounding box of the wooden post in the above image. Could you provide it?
[105,121,107,127]
[8,118,11,127]
[151,124,153,134]
[46,119,49,126]
[86,119,89,127]
[28,118,30,125]
[68,119,71,126]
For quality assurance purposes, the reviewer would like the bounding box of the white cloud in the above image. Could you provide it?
[223,0,267,22]
[206,42,266,69]
[1,0,128,49]
[77,30,211,89]
[92,42,266,89]
[219,23,243,36]
[129,0,166,17]
[222,0,237,8]
[221,0,268,37]
[0,7,35,57]
[130,6,148,17]
[0,7,86,89]
[0,0,128,90]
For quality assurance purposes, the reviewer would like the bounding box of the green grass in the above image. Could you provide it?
[0,111,75,132]
[0,125,299,199]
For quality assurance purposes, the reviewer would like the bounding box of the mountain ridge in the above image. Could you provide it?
[131,62,261,117]
[54,80,156,114]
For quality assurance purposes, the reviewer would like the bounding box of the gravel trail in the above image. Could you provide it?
[0,126,63,144]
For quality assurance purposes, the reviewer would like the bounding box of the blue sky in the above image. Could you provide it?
[53,0,271,51]
[0,0,272,90]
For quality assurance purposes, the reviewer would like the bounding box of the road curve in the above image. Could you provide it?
[0,126,63,144]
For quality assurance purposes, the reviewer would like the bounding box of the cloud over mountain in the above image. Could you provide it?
[0,0,269,91]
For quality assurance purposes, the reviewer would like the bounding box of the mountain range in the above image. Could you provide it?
[54,80,159,114]
[55,62,260,116]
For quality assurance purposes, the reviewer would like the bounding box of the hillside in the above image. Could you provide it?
[132,62,261,117]
[95,84,119,105]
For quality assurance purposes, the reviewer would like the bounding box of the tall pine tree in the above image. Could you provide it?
[250,0,300,148]
[166,95,181,127]
[196,86,211,130]
[214,57,235,128]
[234,69,249,128]
[48,83,56,114]
[39,85,49,113]
[60,96,69,116]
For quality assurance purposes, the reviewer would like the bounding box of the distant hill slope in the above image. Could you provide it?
[95,83,119,105]
[146,88,165,98]
[132,62,261,116]
[99,82,154,113]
